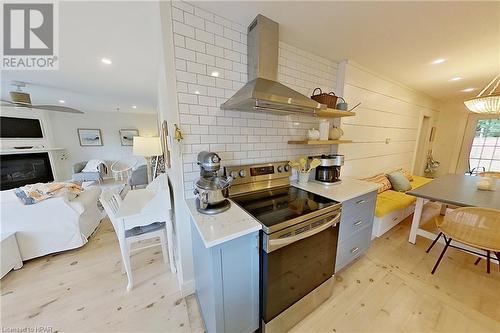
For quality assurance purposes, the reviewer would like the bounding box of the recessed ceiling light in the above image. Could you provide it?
[431,58,446,65]
[449,77,462,82]
[194,90,200,95]
[461,88,475,92]
[132,105,137,109]
[210,71,219,77]
[101,58,112,65]
[58,100,65,104]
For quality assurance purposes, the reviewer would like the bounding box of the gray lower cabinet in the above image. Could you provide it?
[191,223,260,333]
[335,191,377,272]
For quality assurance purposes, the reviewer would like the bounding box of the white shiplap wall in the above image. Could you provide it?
[338,61,439,178]
[170,1,338,196]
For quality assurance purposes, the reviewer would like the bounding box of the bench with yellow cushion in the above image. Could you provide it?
[374,176,433,217]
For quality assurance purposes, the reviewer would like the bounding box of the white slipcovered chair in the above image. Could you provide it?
[99,187,173,291]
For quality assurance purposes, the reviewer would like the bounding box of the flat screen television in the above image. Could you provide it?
[0,116,43,138]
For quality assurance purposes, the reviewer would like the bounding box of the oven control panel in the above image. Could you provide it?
[225,161,291,186]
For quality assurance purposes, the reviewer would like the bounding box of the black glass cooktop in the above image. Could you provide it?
[231,186,339,231]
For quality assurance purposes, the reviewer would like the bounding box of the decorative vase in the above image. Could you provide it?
[307,128,320,141]
[319,119,330,140]
[298,171,310,184]
[329,126,344,140]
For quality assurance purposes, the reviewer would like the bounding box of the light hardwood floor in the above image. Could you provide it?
[0,220,204,333]
[1,203,499,332]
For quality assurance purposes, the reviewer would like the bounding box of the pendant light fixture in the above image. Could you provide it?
[464,74,500,114]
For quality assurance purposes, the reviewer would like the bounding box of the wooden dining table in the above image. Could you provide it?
[407,174,500,246]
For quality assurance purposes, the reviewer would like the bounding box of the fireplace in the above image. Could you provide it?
[0,153,54,190]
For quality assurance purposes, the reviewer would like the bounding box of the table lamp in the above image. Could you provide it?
[133,136,162,183]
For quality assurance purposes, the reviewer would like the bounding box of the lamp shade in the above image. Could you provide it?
[133,136,162,156]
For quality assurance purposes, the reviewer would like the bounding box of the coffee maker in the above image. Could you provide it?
[193,151,232,214]
[310,154,344,185]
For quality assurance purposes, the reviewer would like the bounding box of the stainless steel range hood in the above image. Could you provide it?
[220,15,326,115]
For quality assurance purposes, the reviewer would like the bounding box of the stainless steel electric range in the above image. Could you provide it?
[225,162,342,333]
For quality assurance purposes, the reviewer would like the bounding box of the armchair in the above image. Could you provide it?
[129,165,148,189]
[72,161,107,184]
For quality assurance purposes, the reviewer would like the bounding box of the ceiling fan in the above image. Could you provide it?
[1,81,84,114]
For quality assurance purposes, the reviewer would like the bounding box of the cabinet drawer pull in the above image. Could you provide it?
[356,199,366,205]
[351,247,359,254]
[353,220,363,226]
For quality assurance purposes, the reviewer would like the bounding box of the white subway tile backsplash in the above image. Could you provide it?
[214,15,231,28]
[173,21,195,38]
[185,37,205,53]
[206,21,224,36]
[186,61,206,75]
[216,57,232,70]
[196,74,216,87]
[177,81,188,93]
[214,78,232,89]
[232,41,246,54]
[223,27,241,42]
[207,87,225,98]
[194,7,214,21]
[224,49,241,62]
[196,52,215,66]
[189,105,208,115]
[199,116,216,125]
[172,1,194,13]
[201,134,218,144]
[174,35,185,47]
[206,44,224,57]
[176,70,197,83]
[172,7,184,22]
[198,95,217,106]
[180,114,199,125]
[214,35,232,49]
[188,84,208,95]
[184,12,204,29]
[209,126,226,135]
[195,29,215,44]
[178,92,198,104]
[171,1,337,195]
[175,46,196,61]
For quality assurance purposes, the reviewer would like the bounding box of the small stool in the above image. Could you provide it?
[1,232,23,279]
[426,207,500,274]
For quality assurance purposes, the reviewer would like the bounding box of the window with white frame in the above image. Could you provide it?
[469,119,500,172]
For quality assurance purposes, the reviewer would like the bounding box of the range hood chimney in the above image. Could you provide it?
[220,15,326,114]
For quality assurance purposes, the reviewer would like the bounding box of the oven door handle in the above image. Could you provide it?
[268,213,341,249]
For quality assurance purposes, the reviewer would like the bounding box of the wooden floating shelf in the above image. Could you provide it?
[315,108,356,118]
[287,140,353,145]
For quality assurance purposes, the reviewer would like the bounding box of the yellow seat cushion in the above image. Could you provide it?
[374,175,433,217]
[410,175,433,190]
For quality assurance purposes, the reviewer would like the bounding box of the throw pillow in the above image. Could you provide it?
[361,173,392,194]
[387,171,412,192]
[389,168,414,181]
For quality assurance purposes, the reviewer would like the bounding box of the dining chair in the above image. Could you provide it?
[100,190,172,291]
[426,207,500,274]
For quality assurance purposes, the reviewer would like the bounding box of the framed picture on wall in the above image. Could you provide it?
[119,129,139,146]
[77,128,103,146]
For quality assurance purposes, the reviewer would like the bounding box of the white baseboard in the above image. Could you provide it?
[180,278,195,297]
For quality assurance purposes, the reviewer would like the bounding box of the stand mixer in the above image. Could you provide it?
[194,151,232,214]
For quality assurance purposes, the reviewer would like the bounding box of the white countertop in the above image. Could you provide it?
[292,178,380,202]
[186,198,261,249]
